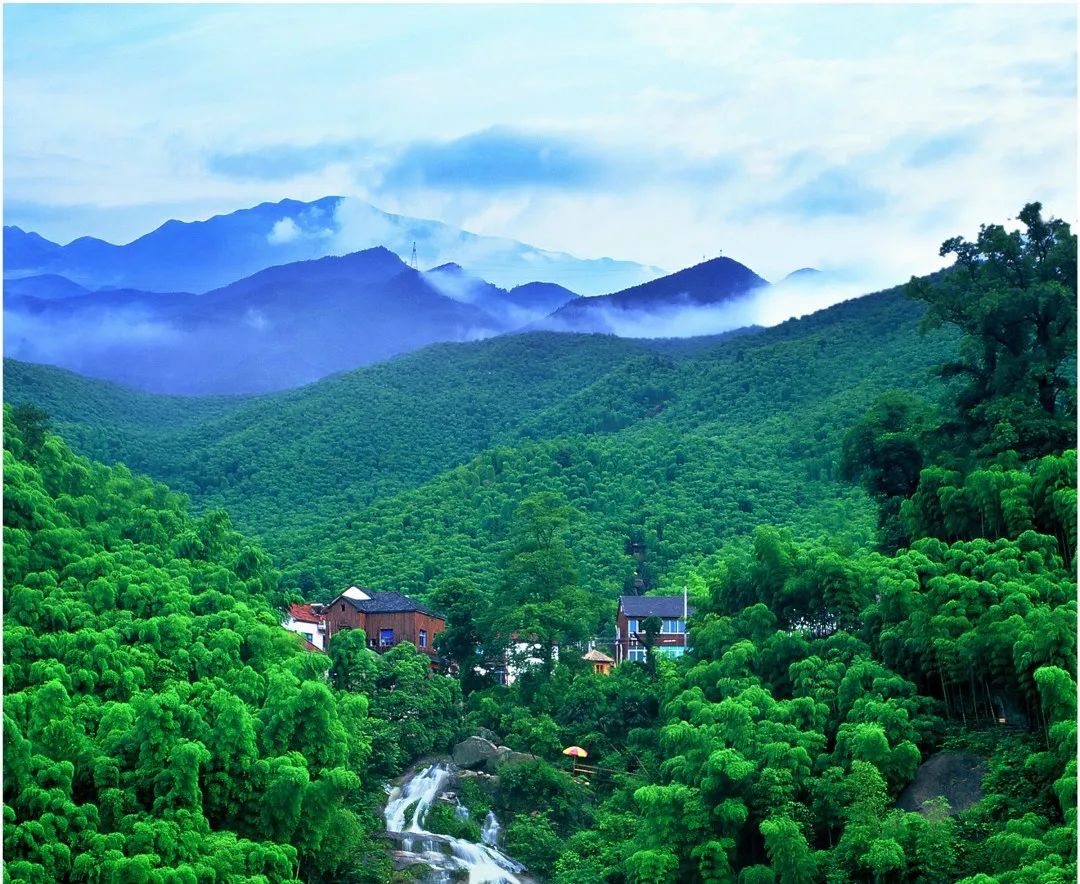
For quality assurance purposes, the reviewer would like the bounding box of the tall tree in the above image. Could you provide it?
[491,493,595,674]
[430,577,494,694]
[907,202,1076,459]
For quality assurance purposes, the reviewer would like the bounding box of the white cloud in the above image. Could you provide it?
[267,217,300,244]
[4,4,1075,287]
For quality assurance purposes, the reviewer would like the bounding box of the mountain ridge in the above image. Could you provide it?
[3,245,514,394]
[4,282,959,584]
[6,244,779,395]
[3,195,663,295]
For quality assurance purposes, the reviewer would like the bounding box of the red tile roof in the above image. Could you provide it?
[289,603,324,624]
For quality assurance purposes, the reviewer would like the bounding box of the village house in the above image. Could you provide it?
[582,647,615,676]
[614,594,694,664]
[284,602,327,651]
[322,585,446,659]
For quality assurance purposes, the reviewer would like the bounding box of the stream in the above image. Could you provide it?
[384,763,527,884]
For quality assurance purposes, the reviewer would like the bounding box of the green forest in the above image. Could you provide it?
[6,281,958,600]
[4,203,1077,883]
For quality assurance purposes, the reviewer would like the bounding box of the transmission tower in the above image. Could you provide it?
[410,242,418,270]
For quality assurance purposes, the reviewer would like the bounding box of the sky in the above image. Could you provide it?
[4,3,1077,289]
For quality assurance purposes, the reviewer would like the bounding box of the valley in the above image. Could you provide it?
[3,201,1075,884]
[5,7,1077,882]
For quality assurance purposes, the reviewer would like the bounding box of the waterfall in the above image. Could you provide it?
[384,764,526,884]
[481,810,501,847]
[385,763,453,833]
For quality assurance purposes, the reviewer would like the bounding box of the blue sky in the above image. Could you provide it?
[4,3,1076,287]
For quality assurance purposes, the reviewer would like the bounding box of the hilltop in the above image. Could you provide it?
[542,255,772,336]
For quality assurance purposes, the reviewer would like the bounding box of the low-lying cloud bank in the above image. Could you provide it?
[540,271,881,339]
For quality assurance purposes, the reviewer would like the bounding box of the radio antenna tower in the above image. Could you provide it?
[410,242,418,270]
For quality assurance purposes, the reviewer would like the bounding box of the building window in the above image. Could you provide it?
[661,619,685,634]
[627,619,640,633]
[657,646,686,658]
[419,629,427,649]
[628,647,647,663]
[379,628,394,647]
[302,632,313,643]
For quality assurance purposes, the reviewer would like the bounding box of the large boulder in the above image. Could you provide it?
[485,747,534,773]
[452,736,501,770]
[896,752,988,816]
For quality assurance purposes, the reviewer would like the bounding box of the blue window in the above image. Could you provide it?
[657,646,686,658]
[628,647,647,662]
[627,619,640,633]
[419,629,427,649]
[662,619,685,634]
[379,628,394,647]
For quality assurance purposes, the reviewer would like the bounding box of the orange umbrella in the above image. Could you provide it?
[562,746,588,758]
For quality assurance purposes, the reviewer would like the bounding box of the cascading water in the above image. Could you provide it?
[480,811,501,847]
[384,763,526,884]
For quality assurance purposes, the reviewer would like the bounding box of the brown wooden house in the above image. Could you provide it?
[323,586,445,659]
[614,594,693,664]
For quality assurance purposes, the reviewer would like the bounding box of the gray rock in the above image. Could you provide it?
[457,769,498,786]
[452,736,501,769]
[484,747,534,773]
[896,751,988,816]
[476,727,500,743]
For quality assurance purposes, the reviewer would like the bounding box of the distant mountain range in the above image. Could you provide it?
[4,196,834,394]
[4,247,584,395]
[2,196,662,295]
[4,251,788,394]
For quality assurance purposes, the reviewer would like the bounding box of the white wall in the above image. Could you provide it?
[284,616,326,651]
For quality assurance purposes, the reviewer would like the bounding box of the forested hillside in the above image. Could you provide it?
[3,202,1076,883]
[438,202,1078,883]
[6,284,957,605]
[2,408,465,881]
[6,333,656,531]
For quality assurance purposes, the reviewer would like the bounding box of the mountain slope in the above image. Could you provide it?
[6,283,959,597]
[5,333,657,537]
[278,285,957,596]
[543,256,770,335]
[3,273,90,300]
[3,196,662,295]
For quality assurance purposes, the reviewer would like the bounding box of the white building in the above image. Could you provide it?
[283,601,328,651]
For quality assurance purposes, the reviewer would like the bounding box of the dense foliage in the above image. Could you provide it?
[438,206,1077,883]
[2,409,463,882]
[5,333,656,551]
[909,201,1076,461]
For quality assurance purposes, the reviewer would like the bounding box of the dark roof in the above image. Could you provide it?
[339,590,444,620]
[619,595,694,618]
